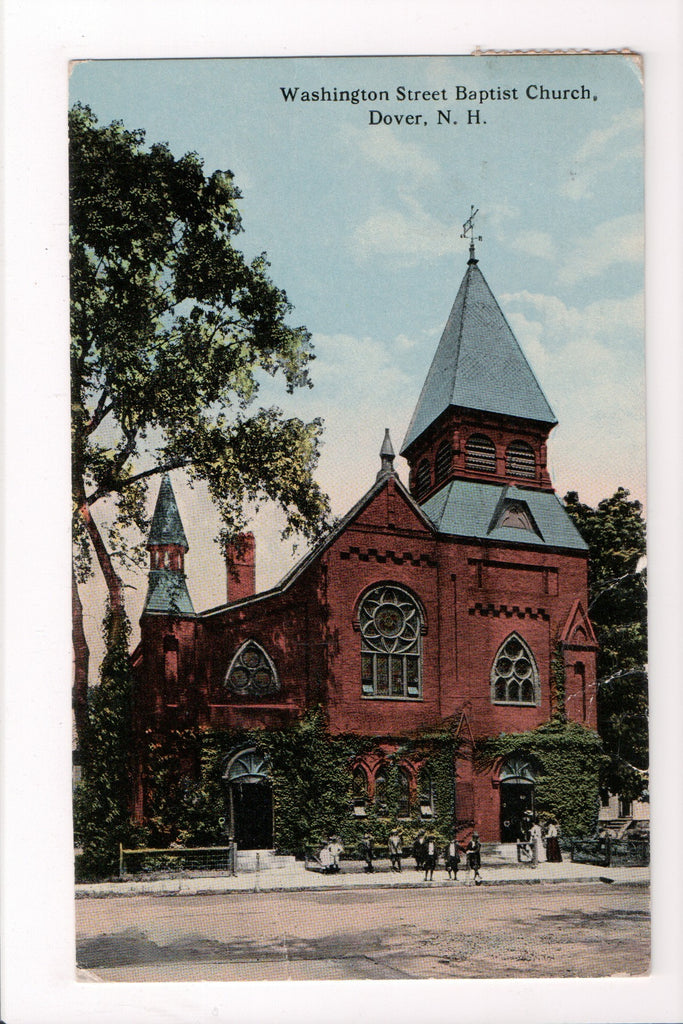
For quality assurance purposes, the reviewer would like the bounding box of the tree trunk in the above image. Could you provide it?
[77,499,127,646]
[72,570,90,757]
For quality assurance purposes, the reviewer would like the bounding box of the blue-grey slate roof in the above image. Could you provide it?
[422,480,588,551]
[147,473,189,549]
[143,570,196,616]
[401,261,557,453]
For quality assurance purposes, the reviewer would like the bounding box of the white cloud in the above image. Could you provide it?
[559,108,643,200]
[340,123,440,181]
[557,212,643,285]
[500,288,646,507]
[509,230,557,261]
[353,195,458,261]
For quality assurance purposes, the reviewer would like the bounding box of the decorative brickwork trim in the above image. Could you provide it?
[339,546,436,567]
[468,602,550,621]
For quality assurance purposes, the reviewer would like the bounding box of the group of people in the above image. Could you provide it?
[317,835,344,873]
[357,829,482,884]
[517,815,563,864]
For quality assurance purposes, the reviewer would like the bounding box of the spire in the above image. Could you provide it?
[147,473,189,550]
[143,473,195,617]
[401,251,556,455]
[376,428,397,480]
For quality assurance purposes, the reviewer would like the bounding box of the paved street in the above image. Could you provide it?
[76,881,649,982]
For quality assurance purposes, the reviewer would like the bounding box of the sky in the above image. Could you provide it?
[70,53,645,652]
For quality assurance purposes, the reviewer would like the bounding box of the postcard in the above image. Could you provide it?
[3,10,682,1024]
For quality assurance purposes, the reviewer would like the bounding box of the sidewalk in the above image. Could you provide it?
[76,857,650,898]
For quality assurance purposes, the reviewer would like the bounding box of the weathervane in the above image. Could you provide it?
[461,205,482,263]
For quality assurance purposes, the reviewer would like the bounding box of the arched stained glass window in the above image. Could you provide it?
[415,459,431,500]
[491,633,539,706]
[465,434,496,474]
[506,441,536,479]
[360,585,422,699]
[435,441,453,484]
[224,641,279,697]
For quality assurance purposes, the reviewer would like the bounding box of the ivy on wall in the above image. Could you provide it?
[476,720,607,837]
[136,709,459,859]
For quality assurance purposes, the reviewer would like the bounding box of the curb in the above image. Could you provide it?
[75,872,650,899]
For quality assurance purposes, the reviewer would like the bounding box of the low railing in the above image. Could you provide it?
[119,843,236,878]
[566,836,649,868]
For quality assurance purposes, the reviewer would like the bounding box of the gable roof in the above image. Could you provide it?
[201,472,435,618]
[421,479,588,552]
[401,260,557,453]
[147,473,189,549]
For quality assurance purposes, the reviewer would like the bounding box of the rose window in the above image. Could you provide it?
[360,585,422,699]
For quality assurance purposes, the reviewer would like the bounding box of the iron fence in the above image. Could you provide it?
[119,843,236,878]
[565,836,649,868]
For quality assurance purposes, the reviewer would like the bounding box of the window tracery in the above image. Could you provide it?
[360,585,422,699]
[491,633,539,705]
[224,641,279,697]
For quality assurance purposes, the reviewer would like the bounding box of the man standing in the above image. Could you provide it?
[388,829,403,872]
[360,833,375,873]
[445,836,461,880]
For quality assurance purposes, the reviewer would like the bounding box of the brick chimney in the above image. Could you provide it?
[225,532,256,603]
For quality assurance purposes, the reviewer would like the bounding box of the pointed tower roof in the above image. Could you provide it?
[401,259,556,454]
[147,473,189,550]
[376,428,397,481]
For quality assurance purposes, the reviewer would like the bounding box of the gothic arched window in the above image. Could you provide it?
[360,585,423,699]
[465,434,496,474]
[506,440,536,479]
[435,441,453,484]
[224,641,279,697]
[415,459,431,499]
[491,633,539,706]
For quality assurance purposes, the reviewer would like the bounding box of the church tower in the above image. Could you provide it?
[401,213,556,504]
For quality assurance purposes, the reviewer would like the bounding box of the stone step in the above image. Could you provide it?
[235,849,298,873]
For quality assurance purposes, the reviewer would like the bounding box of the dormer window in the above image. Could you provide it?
[506,441,536,479]
[499,503,534,532]
[465,434,496,474]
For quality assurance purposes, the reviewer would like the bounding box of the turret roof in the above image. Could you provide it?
[147,473,189,550]
[401,259,556,453]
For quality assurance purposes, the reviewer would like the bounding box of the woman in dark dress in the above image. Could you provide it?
[466,832,482,884]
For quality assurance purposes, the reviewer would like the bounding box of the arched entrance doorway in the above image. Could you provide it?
[223,747,273,849]
[499,756,536,842]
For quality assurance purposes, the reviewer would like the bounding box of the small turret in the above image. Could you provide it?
[143,474,195,617]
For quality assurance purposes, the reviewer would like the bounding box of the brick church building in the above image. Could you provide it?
[131,242,598,849]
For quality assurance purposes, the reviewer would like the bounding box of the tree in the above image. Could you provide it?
[564,488,648,801]
[70,105,330,750]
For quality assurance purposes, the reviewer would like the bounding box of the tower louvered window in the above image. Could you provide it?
[435,441,453,484]
[506,441,536,479]
[465,434,496,474]
[491,634,539,706]
[415,459,431,499]
[360,585,422,699]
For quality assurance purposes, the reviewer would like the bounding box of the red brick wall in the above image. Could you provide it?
[134,475,596,838]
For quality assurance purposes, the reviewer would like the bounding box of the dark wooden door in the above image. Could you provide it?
[232,781,273,849]
[500,781,534,842]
